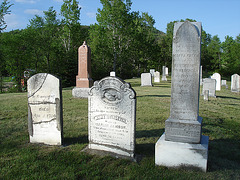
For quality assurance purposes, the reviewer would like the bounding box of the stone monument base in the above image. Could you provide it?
[72,87,90,98]
[87,143,135,160]
[162,76,167,81]
[155,133,208,172]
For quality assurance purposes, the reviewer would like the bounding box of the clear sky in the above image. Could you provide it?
[4,0,240,42]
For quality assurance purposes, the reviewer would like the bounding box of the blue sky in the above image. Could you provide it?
[4,0,240,42]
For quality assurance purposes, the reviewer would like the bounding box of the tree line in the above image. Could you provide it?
[0,0,239,92]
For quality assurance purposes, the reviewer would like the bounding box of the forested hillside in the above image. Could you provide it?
[0,0,239,91]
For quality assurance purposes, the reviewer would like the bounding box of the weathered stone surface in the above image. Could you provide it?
[155,133,209,172]
[202,78,216,97]
[154,71,160,83]
[28,73,63,145]
[156,22,208,172]
[141,73,152,86]
[165,21,202,144]
[88,76,136,158]
[73,41,93,98]
[231,74,240,92]
[161,66,167,81]
[211,73,221,91]
[72,87,90,98]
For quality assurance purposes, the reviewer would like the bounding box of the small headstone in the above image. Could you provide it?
[165,67,169,76]
[110,71,116,77]
[72,41,93,98]
[161,66,167,81]
[202,78,216,97]
[211,73,221,91]
[231,74,240,92]
[155,21,208,172]
[221,80,227,86]
[141,73,152,86]
[203,90,209,101]
[88,76,136,159]
[154,71,160,83]
[27,73,63,145]
[150,69,155,77]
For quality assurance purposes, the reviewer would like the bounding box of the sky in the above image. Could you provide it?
[4,0,240,42]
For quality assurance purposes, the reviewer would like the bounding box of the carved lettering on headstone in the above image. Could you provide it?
[88,76,136,158]
[28,73,63,145]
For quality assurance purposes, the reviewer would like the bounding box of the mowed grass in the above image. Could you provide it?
[1,77,240,179]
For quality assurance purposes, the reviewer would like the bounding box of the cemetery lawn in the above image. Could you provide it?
[1,77,240,179]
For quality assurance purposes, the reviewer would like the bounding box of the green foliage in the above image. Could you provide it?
[0,0,13,32]
[89,0,162,79]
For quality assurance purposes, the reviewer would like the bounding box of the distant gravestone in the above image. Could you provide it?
[221,80,227,86]
[211,73,221,91]
[110,71,116,77]
[165,67,169,76]
[154,71,160,83]
[88,76,136,159]
[203,90,209,101]
[72,41,93,98]
[202,78,216,97]
[231,74,240,92]
[161,66,167,81]
[27,73,63,145]
[155,21,208,172]
[150,69,155,77]
[141,73,152,86]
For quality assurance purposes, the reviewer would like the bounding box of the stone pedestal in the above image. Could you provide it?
[155,133,208,172]
[72,87,90,98]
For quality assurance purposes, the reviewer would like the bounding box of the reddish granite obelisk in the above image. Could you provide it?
[72,41,93,98]
[76,41,93,88]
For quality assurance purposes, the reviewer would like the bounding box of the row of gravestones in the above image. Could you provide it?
[27,21,207,172]
[202,73,240,100]
[141,67,168,86]
[26,21,239,172]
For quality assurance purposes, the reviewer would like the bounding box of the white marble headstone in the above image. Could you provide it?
[28,73,63,145]
[154,71,160,83]
[88,76,136,158]
[211,73,221,91]
[141,73,152,86]
[231,74,240,92]
[202,78,216,97]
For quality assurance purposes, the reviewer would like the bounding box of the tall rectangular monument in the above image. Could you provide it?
[72,41,93,98]
[155,21,209,172]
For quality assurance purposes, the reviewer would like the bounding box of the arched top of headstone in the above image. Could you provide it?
[173,21,201,43]
[27,73,60,102]
[89,76,136,102]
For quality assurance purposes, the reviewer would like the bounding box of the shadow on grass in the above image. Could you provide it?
[135,129,164,156]
[208,138,240,172]
[137,95,171,98]
[136,129,164,138]
[217,95,240,100]
[63,135,88,146]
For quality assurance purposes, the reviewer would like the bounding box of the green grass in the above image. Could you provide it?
[1,77,240,179]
